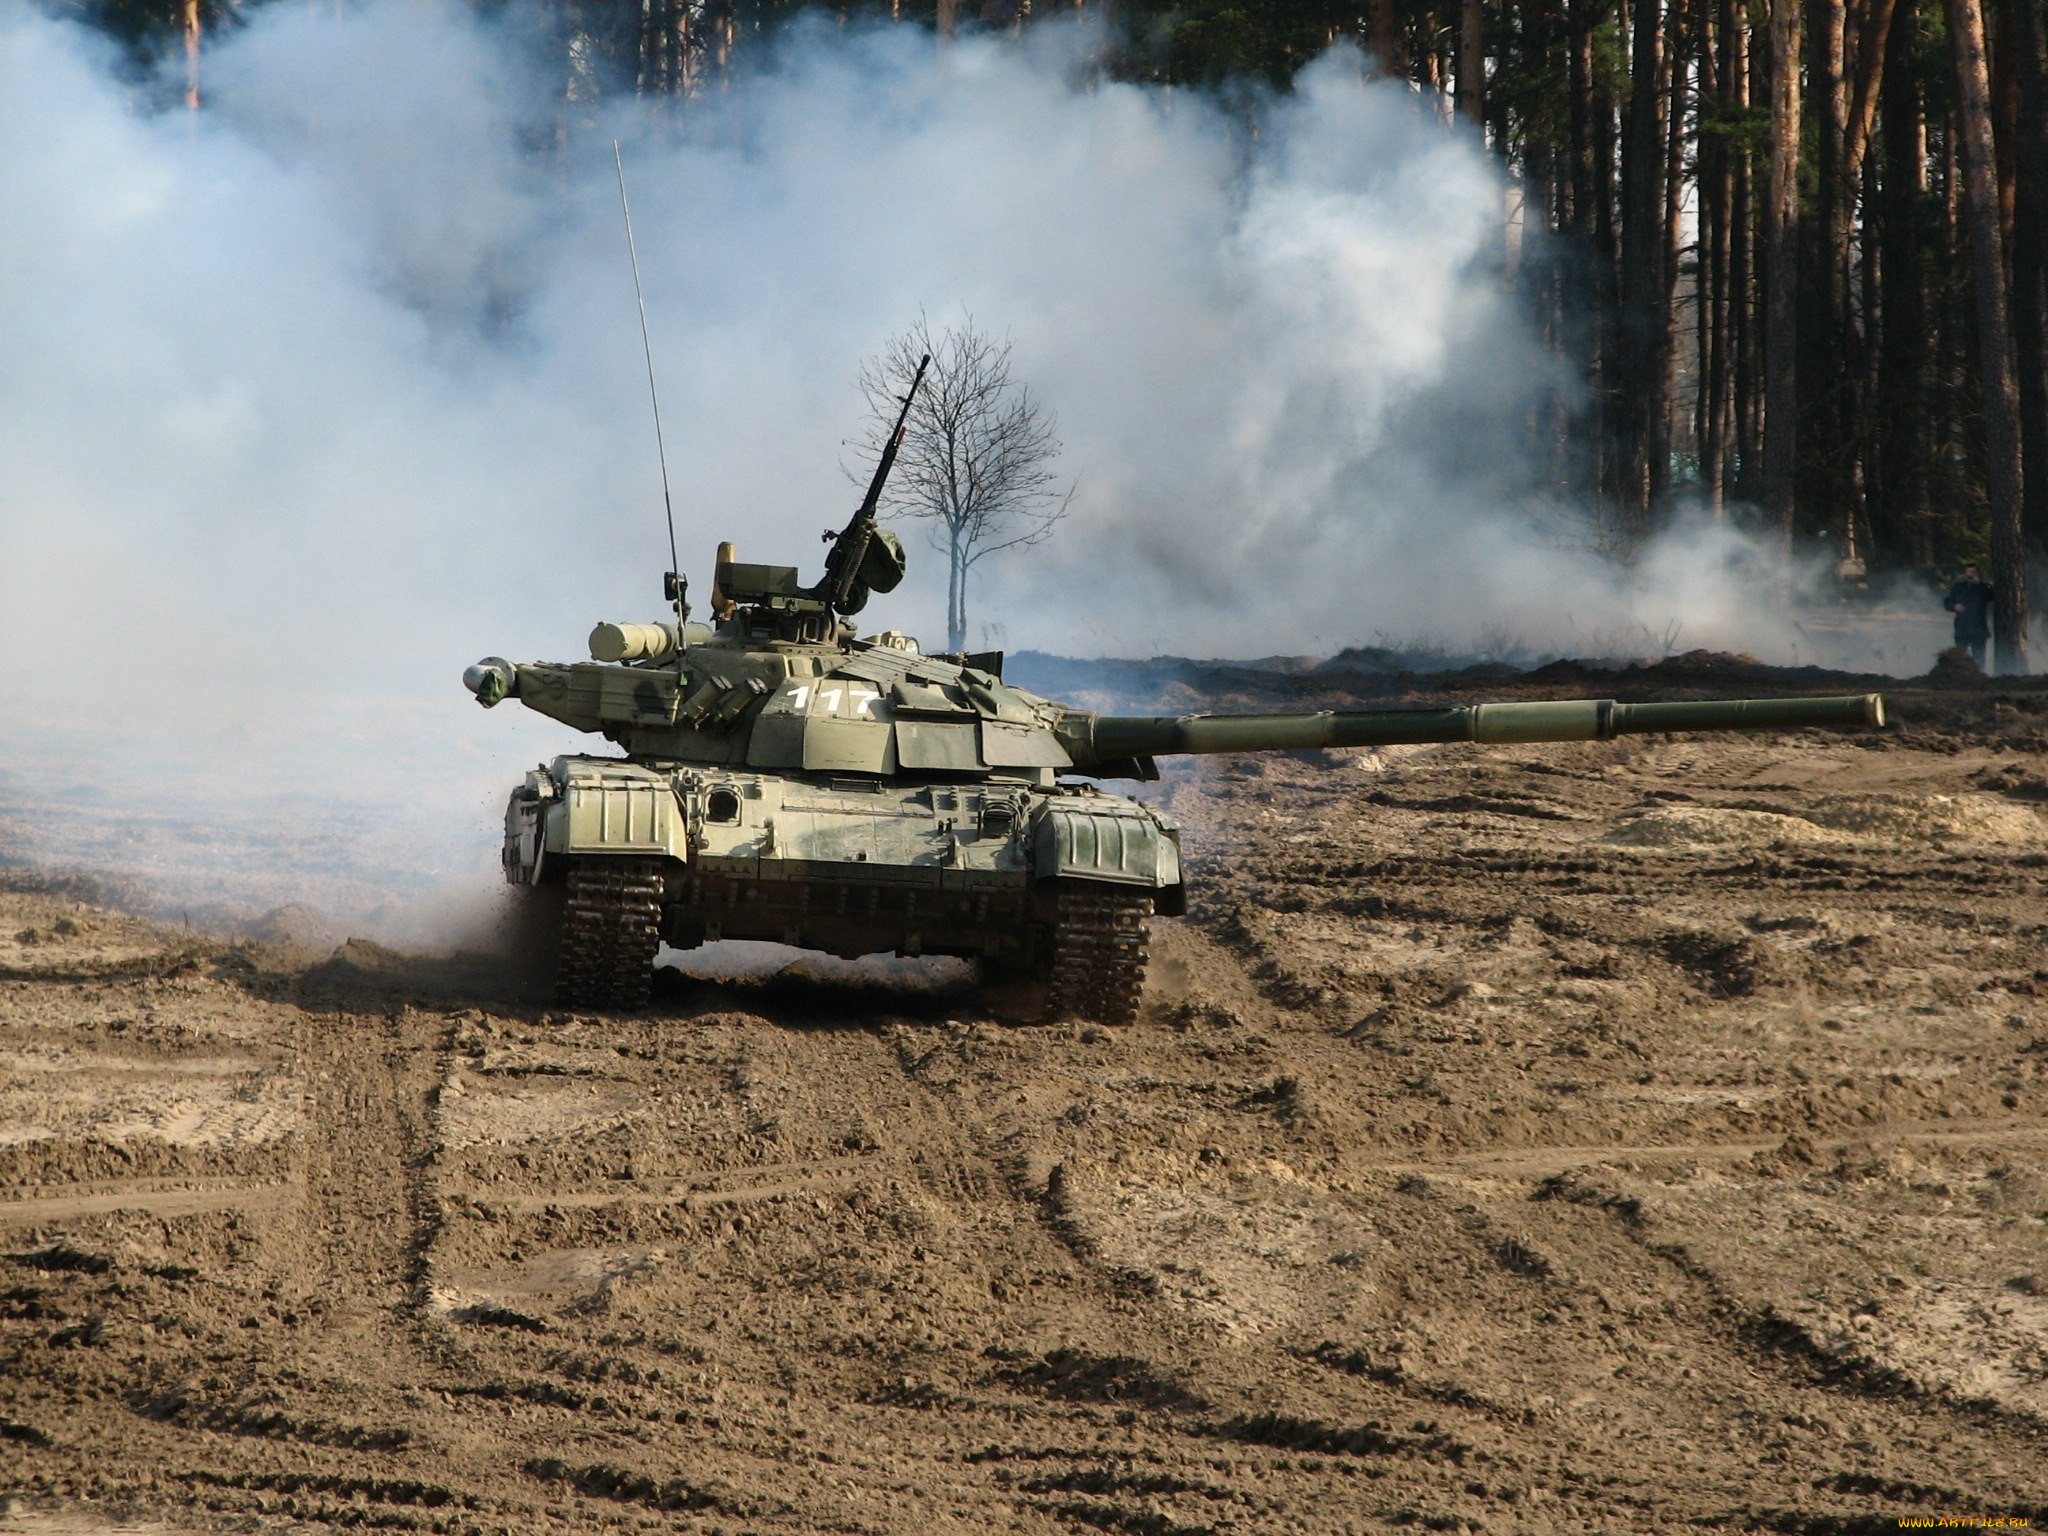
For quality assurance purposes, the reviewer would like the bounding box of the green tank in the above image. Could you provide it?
[464,380,1886,1023]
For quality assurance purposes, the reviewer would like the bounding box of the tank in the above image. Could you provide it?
[464,384,1887,1022]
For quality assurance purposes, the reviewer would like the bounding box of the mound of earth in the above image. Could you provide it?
[237,902,347,951]
[1605,790,2047,849]
[1602,804,1859,847]
[1805,790,2047,842]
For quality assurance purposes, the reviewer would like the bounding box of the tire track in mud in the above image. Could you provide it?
[1494,1152,2048,1521]
[1339,1116,2048,1182]
[0,1180,296,1226]
[418,1011,1043,1529]
[473,1151,892,1212]
[858,973,1552,1532]
[417,1006,1350,1532]
[116,1000,476,1525]
[293,1001,449,1316]
[0,968,531,1529]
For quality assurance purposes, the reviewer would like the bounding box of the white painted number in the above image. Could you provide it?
[797,683,880,718]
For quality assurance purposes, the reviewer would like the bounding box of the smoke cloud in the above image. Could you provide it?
[0,2,1937,935]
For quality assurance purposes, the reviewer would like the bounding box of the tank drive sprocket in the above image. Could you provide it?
[1044,886,1152,1027]
[557,859,665,1010]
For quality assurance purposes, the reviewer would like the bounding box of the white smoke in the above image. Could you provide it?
[0,2,1940,934]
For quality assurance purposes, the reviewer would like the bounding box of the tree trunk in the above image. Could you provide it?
[1559,0,1598,500]
[181,0,201,111]
[1932,104,1971,551]
[1701,0,1733,515]
[1566,0,1624,518]
[1876,0,1930,564]
[1594,0,1624,518]
[639,0,695,97]
[1569,0,1596,232]
[1764,0,1802,546]
[1946,0,2029,671]
[1732,0,1761,504]
[948,540,968,653]
[1992,0,2018,240]
[2011,0,2048,559]
[1854,139,1881,564]
[1419,7,1444,89]
[1618,0,1667,527]
[1801,0,1853,557]
[1843,0,1897,187]
[1839,0,1899,564]
[1662,3,1687,495]
[1373,0,1409,77]
[1458,0,1487,127]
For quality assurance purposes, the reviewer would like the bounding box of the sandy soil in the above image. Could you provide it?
[2,666,2046,1534]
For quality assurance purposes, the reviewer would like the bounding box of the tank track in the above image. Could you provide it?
[556,859,665,1010]
[1043,887,1152,1026]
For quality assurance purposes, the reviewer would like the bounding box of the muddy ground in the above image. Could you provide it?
[2,658,2046,1535]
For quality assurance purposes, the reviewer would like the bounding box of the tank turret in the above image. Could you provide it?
[465,370,1889,1023]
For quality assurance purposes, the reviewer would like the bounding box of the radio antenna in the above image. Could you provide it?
[612,140,686,654]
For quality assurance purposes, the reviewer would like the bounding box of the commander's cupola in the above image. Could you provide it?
[709,531,907,647]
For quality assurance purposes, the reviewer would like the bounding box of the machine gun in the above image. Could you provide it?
[813,352,929,616]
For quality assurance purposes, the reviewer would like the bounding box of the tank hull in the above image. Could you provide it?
[503,755,1182,990]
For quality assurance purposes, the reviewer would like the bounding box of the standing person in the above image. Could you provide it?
[1944,564,1996,668]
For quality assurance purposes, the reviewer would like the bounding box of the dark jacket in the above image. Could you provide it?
[1945,577,1994,638]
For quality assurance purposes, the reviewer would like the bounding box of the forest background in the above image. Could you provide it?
[72,0,2048,670]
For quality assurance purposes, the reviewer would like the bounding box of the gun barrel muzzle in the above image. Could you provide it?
[462,658,516,708]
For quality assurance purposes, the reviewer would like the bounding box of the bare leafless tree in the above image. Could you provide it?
[853,314,1071,654]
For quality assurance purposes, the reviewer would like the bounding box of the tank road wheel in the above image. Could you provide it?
[1043,886,1152,1027]
[556,858,665,1011]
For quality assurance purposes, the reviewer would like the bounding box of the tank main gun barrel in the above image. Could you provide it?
[1056,693,1885,767]
[462,657,516,707]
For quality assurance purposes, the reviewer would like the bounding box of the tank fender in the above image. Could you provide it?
[501,767,557,885]
[538,759,689,862]
[1030,800,1182,890]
